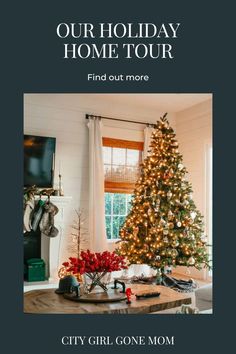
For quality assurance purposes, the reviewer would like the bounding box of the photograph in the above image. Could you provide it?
[23,93,212,315]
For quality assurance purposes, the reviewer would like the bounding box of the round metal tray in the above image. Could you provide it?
[63,289,126,303]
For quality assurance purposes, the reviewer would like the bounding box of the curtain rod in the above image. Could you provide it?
[85,113,155,127]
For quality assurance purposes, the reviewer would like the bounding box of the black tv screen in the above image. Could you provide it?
[24,135,56,187]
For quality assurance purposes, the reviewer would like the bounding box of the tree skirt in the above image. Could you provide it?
[130,274,197,292]
[161,274,197,292]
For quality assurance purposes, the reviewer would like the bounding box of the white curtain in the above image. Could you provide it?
[143,126,154,160]
[87,116,107,252]
[131,125,155,277]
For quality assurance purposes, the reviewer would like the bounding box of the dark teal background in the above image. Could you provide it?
[1,0,234,353]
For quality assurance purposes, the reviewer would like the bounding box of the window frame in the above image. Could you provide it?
[105,192,132,240]
[103,137,143,241]
[102,137,144,194]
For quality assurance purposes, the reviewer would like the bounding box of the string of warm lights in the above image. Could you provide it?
[117,113,210,272]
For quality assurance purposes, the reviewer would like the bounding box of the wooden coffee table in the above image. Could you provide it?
[24,284,191,314]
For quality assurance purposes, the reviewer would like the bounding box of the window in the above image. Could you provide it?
[105,193,132,239]
[103,138,143,239]
[103,137,143,193]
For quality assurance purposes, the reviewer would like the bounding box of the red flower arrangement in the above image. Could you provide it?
[62,250,127,292]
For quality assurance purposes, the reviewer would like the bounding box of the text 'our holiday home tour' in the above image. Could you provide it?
[56,22,180,59]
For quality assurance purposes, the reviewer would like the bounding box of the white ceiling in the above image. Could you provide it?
[87,93,212,113]
[25,93,212,117]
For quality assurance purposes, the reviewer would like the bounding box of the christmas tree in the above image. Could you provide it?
[117,113,210,273]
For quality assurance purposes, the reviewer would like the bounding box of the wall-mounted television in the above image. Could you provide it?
[24,135,56,188]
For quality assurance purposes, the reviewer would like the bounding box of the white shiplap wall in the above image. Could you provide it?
[175,98,212,279]
[24,96,90,262]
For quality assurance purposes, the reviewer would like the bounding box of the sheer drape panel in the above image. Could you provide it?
[143,126,155,160]
[87,117,107,252]
[131,125,156,277]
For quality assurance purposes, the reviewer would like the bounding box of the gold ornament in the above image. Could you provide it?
[148,208,153,216]
[160,218,166,226]
[171,240,179,247]
[188,257,195,265]
[171,249,178,258]
[150,215,155,223]
[172,142,178,147]
[201,235,208,243]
